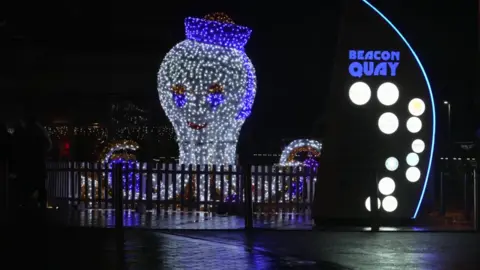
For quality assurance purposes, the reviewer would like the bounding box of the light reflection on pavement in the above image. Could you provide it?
[169,231,480,270]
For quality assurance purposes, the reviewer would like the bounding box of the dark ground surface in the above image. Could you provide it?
[172,231,480,270]
[3,209,480,269]
[3,227,334,269]
[33,208,475,231]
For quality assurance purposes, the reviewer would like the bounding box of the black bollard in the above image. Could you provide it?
[370,171,379,232]
[114,163,123,229]
[474,169,479,231]
[464,170,470,220]
[243,165,253,230]
[113,163,124,255]
[1,161,8,221]
[439,171,446,215]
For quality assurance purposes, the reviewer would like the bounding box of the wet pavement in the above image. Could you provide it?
[170,231,480,269]
[4,209,480,269]
[52,209,314,229]
[5,226,479,269]
[5,227,335,269]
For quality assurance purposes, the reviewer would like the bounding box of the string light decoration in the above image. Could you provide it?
[204,12,236,24]
[111,103,148,126]
[99,140,139,163]
[303,157,319,168]
[259,139,322,203]
[251,165,315,204]
[45,125,175,142]
[80,140,172,201]
[279,139,322,167]
[157,13,256,202]
[250,140,321,204]
[158,13,256,166]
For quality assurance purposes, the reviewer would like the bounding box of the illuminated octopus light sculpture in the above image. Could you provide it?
[157,13,256,202]
[80,140,172,201]
[253,139,322,203]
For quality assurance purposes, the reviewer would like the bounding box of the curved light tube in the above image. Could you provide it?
[362,0,436,219]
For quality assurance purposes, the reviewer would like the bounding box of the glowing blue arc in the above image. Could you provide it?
[362,0,436,219]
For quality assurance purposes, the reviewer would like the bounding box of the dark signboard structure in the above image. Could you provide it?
[313,0,436,224]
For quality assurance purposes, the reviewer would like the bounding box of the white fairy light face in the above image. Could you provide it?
[158,39,256,165]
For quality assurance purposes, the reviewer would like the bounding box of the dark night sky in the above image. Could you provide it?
[1,0,476,153]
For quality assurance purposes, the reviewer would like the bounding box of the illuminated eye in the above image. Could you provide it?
[171,84,187,108]
[208,83,224,94]
[206,83,225,109]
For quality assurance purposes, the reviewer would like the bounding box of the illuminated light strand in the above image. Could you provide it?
[100,140,139,163]
[257,139,322,203]
[45,125,176,141]
[158,14,256,165]
[80,140,170,201]
[157,14,256,201]
[236,53,256,119]
[279,139,322,166]
[363,0,436,219]
[204,12,235,24]
[252,166,316,203]
[184,16,251,50]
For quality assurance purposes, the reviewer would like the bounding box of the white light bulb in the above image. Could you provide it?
[385,157,399,171]
[349,81,371,106]
[382,196,398,212]
[412,139,425,153]
[406,117,422,133]
[406,152,420,166]
[408,98,425,116]
[378,112,399,134]
[378,177,395,195]
[377,82,399,106]
[406,167,421,182]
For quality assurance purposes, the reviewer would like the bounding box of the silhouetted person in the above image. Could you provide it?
[13,115,51,209]
[0,122,12,214]
[7,120,27,220]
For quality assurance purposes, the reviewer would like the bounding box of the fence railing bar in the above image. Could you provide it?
[44,161,316,218]
[196,164,201,212]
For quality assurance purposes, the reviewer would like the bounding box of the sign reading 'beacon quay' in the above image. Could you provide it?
[349,50,400,78]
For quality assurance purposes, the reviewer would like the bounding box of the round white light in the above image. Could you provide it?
[349,82,371,106]
[411,139,425,153]
[378,177,396,196]
[406,167,421,182]
[382,196,398,212]
[377,82,399,106]
[385,157,399,171]
[365,196,381,211]
[408,98,426,116]
[406,117,422,133]
[406,152,420,166]
[378,112,399,134]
